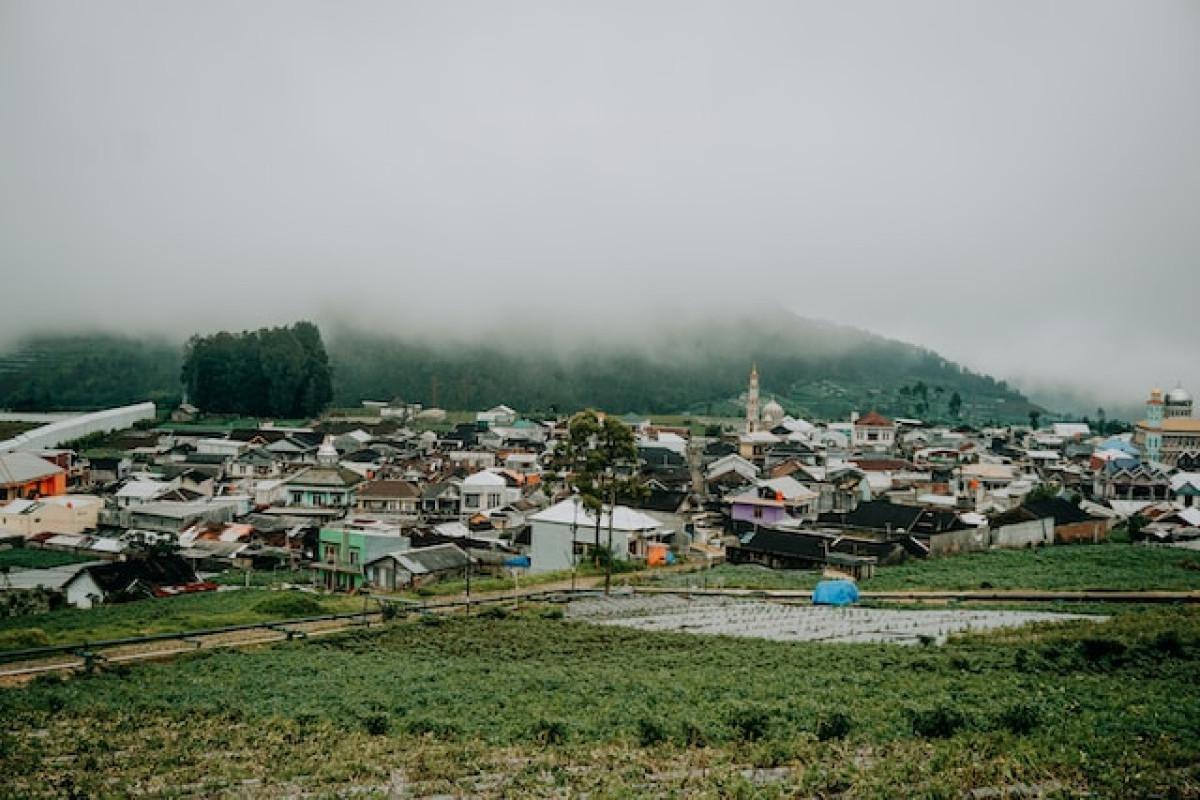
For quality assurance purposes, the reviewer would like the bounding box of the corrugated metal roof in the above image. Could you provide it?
[0,452,64,487]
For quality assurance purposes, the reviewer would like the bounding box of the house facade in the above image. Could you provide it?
[0,452,67,502]
[528,496,662,574]
[314,523,409,591]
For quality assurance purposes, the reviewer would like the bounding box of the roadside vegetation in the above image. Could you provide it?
[2,604,1197,797]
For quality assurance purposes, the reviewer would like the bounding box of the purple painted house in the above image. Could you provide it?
[729,478,820,527]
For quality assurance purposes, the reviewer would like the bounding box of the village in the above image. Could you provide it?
[2,368,1199,611]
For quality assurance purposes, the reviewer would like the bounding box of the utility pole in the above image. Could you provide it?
[604,484,615,596]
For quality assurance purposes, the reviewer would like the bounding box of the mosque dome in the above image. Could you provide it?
[1168,385,1192,405]
[762,398,785,424]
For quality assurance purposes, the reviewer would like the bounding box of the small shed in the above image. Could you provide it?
[365,543,472,591]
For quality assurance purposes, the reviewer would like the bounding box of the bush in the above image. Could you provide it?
[909,705,968,739]
[995,702,1041,735]
[683,720,709,747]
[362,712,391,736]
[529,718,568,745]
[405,718,460,740]
[478,605,509,620]
[1151,630,1184,656]
[251,593,325,618]
[729,706,772,742]
[1080,636,1127,666]
[636,717,670,747]
[816,710,852,742]
[0,628,49,650]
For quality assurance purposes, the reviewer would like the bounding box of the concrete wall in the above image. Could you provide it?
[991,518,1053,549]
[927,526,991,557]
[1055,519,1109,544]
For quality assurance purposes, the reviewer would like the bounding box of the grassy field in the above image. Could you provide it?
[0,421,38,440]
[0,549,97,570]
[1,604,1197,797]
[0,589,366,650]
[650,544,1200,593]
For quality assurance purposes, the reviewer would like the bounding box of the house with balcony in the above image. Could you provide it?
[314,520,409,591]
[356,479,421,518]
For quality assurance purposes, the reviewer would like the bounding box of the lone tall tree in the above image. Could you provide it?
[550,410,644,578]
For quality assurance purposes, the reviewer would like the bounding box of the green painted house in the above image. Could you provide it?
[314,522,409,591]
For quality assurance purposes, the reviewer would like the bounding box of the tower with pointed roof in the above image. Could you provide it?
[746,364,761,433]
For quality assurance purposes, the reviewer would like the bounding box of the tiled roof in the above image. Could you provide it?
[359,480,420,499]
[855,411,894,428]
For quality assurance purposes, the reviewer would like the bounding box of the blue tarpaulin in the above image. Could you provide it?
[812,579,859,606]
[504,555,531,569]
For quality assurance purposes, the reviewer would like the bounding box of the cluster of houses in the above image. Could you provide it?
[2,376,1199,608]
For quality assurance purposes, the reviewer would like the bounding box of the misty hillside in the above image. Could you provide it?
[0,315,1042,423]
[326,314,1041,423]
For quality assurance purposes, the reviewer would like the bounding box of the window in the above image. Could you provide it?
[349,550,359,566]
[464,494,480,508]
[487,492,502,507]
[324,544,339,563]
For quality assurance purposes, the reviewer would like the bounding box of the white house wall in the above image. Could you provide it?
[529,519,630,574]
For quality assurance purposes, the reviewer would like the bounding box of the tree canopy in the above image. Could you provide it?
[180,322,332,418]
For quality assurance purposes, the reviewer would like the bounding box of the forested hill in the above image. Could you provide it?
[327,315,1041,424]
[0,334,182,412]
[0,315,1042,423]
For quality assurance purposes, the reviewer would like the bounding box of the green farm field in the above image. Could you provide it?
[2,605,1198,798]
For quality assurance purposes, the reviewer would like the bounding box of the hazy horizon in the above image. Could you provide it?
[3,2,1197,415]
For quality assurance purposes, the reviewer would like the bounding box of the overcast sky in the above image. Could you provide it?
[2,2,1198,410]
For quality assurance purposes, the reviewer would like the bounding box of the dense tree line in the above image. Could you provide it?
[180,322,332,418]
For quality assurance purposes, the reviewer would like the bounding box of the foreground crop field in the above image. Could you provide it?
[2,604,1198,798]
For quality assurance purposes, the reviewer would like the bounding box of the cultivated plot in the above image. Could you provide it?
[567,594,1104,645]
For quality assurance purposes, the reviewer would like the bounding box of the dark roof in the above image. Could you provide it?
[228,428,291,444]
[640,488,689,513]
[77,555,197,594]
[737,528,830,560]
[368,543,472,574]
[820,501,923,533]
[849,458,916,472]
[285,466,366,489]
[638,446,687,467]
[819,500,968,535]
[1022,496,1098,526]
[703,441,738,459]
[421,481,459,500]
[359,480,420,499]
